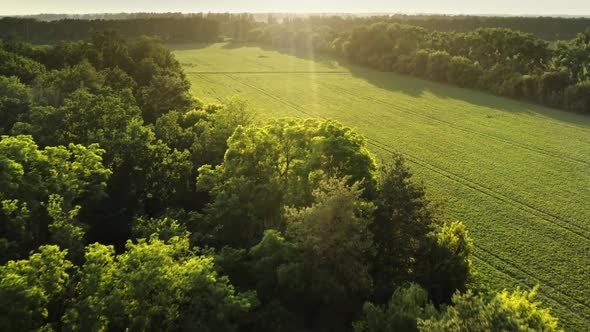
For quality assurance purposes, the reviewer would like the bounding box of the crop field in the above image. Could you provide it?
[173,43,590,329]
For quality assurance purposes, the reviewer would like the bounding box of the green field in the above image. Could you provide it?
[173,43,590,330]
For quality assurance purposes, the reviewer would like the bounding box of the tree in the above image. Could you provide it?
[137,72,193,123]
[539,71,570,106]
[0,245,73,331]
[63,237,254,331]
[555,32,590,83]
[0,75,31,134]
[446,57,482,87]
[197,118,377,248]
[427,51,452,82]
[247,178,376,331]
[0,135,110,262]
[90,31,133,71]
[15,88,194,245]
[132,216,189,241]
[354,284,439,332]
[0,49,45,84]
[371,155,439,303]
[32,60,104,107]
[284,177,375,305]
[416,221,472,305]
[418,288,562,332]
[155,96,253,168]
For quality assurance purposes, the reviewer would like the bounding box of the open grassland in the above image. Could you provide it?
[173,43,590,330]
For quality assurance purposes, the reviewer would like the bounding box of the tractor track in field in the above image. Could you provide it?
[367,139,590,239]
[473,245,590,314]
[471,254,590,322]
[192,74,226,102]
[319,79,590,169]
[225,73,590,240]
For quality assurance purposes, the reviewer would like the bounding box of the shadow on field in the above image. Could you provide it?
[351,67,590,127]
[222,41,346,72]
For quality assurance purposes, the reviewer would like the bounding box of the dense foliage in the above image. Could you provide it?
[0,34,563,331]
[0,13,260,44]
[0,15,198,44]
[247,18,590,114]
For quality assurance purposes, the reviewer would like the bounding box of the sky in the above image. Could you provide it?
[2,0,590,16]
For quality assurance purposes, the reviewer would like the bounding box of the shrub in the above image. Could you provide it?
[564,81,590,113]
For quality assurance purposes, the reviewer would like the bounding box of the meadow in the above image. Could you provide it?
[173,43,590,330]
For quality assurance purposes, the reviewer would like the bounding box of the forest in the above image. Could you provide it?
[0,31,567,331]
[0,13,257,43]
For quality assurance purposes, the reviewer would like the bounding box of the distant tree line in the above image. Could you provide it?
[18,13,589,40]
[248,18,590,114]
[0,15,221,43]
[0,33,563,331]
[363,15,590,41]
[0,13,262,44]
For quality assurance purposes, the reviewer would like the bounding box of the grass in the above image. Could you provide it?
[173,43,590,330]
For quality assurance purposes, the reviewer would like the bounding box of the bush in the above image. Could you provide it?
[564,81,590,113]
[539,71,570,106]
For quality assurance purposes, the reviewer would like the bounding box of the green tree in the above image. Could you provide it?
[64,237,254,331]
[0,245,73,331]
[371,155,439,303]
[284,177,375,306]
[0,75,31,134]
[155,96,253,168]
[197,118,377,248]
[446,57,482,87]
[0,135,110,262]
[90,31,133,71]
[0,49,45,84]
[132,216,189,241]
[15,88,193,244]
[416,221,473,305]
[353,284,439,332]
[418,288,562,332]
[246,178,376,331]
[427,51,452,82]
[32,60,104,107]
[539,71,570,106]
[137,72,193,123]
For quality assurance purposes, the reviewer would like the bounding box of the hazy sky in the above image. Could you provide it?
[2,0,590,16]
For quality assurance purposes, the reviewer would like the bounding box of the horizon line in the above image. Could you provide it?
[2,12,590,18]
